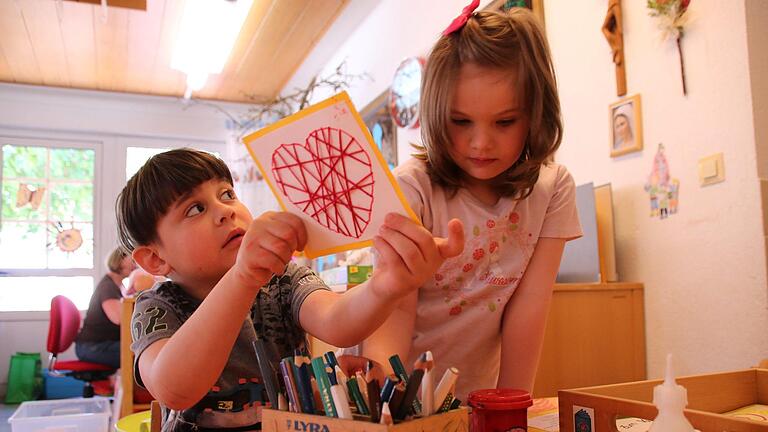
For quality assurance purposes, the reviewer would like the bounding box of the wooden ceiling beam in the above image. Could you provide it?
[221,0,306,102]
[57,0,97,90]
[66,0,147,12]
[93,6,129,91]
[205,0,276,101]
[18,0,71,87]
[124,0,165,94]
[268,0,347,101]
[0,0,350,103]
[148,0,186,98]
[0,45,13,84]
[0,1,42,85]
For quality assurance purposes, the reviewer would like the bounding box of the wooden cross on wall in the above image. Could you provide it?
[602,0,627,96]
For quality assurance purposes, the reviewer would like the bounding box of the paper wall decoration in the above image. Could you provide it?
[644,143,680,220]
[242,92,418,258]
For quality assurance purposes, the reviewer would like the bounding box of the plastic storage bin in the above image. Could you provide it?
[8,397,111,432]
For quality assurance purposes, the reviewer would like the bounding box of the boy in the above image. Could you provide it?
[116,149,463,431]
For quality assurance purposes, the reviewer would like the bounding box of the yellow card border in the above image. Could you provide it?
[241,91,419,259]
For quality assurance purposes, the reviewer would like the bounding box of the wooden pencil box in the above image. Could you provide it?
[261,406,469,431]
[558,368,768,431]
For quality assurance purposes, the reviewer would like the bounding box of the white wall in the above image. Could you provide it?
[288,0,768,378]
[549,0,768,378]
[0,83,246,395]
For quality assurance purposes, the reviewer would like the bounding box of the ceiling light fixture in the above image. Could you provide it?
[171,0,254,99]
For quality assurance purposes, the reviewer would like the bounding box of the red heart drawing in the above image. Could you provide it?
[271,127,375,239]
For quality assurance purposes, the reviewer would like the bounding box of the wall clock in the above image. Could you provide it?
[389,57,425,129]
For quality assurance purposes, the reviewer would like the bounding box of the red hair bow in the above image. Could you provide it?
[442,0,480,36]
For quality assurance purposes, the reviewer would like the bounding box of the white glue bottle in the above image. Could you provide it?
[648,354,696,432]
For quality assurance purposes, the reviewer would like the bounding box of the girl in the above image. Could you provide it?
[364,3,582,402]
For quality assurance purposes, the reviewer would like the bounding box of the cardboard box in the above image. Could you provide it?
[319,266,373,288]
[558,368,768,432]
[262,407,468,431]
[346,265,372,287]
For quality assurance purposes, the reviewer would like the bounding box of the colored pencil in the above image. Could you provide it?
[346,376,369,415]
[279,358,301,413]
[355,371,368,401]
[420,351,435,415]
[380,374,399,403]
[387,381,406,418]
[292,349,316,414]
[395,368,424,420]
[433,367,459,413]
[389,354,422,414]
[330,380,353,419]
[379,401,393,425]
[252,340,280,409]
[334,365,350,400]
[449,398,462,410]
[311,356,337,417]
[366,365,382,423]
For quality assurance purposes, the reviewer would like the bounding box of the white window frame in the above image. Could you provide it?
[0,135,101,278]
[0,130,227,313]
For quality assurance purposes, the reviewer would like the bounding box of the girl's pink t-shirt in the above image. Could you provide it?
[395,158,582,401]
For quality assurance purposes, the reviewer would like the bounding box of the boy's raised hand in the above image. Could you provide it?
[233,211,307,288]
[371,213,464,300]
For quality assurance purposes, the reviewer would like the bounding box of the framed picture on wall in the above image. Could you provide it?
[361,90,398,170]
[609,93,643,158]
[484,0,545,30]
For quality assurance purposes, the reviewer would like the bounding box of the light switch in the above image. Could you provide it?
[700,159,717,178]
[698,153,725,186]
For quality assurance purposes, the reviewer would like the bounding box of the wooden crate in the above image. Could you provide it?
[558,368,768,431]
[262,407,468,432]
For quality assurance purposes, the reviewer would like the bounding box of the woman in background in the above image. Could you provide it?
[75,247,136,368]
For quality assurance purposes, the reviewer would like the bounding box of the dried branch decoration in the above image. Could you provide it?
[647,0,692,95]
[187,61,370,138]
[240,62,370,134]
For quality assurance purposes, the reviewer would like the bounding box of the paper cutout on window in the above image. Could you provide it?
[243,92,417,258]
[16,183,46,210]
[48,221,83,253]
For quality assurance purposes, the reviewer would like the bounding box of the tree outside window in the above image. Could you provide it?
[0,143,96,311]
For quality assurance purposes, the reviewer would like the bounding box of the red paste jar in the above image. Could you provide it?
[467,388,533,432]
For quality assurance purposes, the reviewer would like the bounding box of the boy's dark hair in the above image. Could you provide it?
[116,148,233,252]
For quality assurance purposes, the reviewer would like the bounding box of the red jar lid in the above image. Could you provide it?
[467,389,533,410]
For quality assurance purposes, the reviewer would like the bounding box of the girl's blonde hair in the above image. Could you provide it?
[418,7,562,199]
[106,247,129,273]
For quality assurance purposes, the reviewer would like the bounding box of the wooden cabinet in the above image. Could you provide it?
[532,282,646,397]
[309,282,646,399]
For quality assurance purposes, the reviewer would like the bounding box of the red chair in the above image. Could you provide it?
[47,295,116,397]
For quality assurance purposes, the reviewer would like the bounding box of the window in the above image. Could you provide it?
[0,138,225,312]
[0,140,97,311]
[126,146,169,180]
[125,146,221,180]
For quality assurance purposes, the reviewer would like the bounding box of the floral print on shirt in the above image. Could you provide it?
[434,210,536,316]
